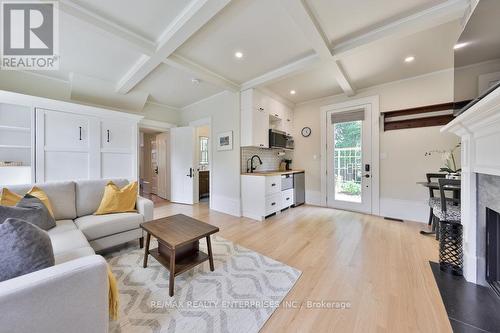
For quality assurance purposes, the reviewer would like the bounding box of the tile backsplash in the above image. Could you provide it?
[241,147,293,173]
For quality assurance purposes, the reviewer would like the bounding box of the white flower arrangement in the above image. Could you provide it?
[425,142,461,174]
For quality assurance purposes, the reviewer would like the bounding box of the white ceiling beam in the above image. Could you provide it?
[332,0,470,59]
[330,61,355,96]
[164,54,240,92]
[241,53,320,91]
[281,0,332,59]
[245,0,468,96]
[281,0,355,96]
[116,0,233,94]
[57,0,155,55]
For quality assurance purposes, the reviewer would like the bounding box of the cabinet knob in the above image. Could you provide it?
[286,197,290,200]
[271,202,276,206]
[271,183,276,186]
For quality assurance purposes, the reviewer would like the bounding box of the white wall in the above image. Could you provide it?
[181,92,241,217]
[293,69,460,222]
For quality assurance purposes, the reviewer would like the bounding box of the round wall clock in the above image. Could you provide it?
[301,127,311,137]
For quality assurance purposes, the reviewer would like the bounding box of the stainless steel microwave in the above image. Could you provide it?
[269,129,294,149]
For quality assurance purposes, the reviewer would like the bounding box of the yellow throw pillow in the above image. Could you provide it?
[95,181,138,215]
[0,188,22,206]
[28,186,55,218]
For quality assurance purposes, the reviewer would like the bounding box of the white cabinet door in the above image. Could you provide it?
[241,88,271,148]
[36,109,97,182]
[268,98,284,121]
[283,106,293,135]
[252,89,268,112]
[100,119,133,150]
[253,106,269,148]
[43,109,90,150]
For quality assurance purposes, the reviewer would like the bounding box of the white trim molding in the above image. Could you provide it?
[0,90,143,121]
[441,85,500,283]
[139,119,177,132]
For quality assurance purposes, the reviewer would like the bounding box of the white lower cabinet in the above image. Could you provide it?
[281,189,294,210]
[242,174,295,221]
[265,193,282,216]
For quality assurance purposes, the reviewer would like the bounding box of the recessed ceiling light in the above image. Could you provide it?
[290,90,296,95]
[191,78,200,84]
[454,42,468,50]
[234,51,243,59]
[404,56,415,63]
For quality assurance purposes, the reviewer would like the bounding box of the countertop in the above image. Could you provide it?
[241,169,304,176]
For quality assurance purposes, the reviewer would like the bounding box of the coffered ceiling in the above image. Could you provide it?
[24,0,473,111]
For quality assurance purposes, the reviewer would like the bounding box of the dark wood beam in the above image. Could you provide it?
[383,100,471,118]
[383,100,472,131]
[384,115,454,131]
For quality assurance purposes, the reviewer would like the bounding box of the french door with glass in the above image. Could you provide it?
[326,105,372,213]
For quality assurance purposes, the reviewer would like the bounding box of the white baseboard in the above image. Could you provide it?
[463,250,478,284]
[379,198,428,223]
[211,194,241,217]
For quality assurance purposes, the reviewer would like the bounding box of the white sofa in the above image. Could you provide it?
[0,178,154,333]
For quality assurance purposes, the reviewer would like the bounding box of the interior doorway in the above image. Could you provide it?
[139,128,170,203]
[177,117,212,207]
[196,125,210,203]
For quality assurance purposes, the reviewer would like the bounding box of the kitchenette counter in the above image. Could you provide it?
[241,170,304,176]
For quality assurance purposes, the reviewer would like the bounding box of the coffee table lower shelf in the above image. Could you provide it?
[148,248,209,277]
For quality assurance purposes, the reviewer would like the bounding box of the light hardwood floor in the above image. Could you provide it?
[154,201,451,332]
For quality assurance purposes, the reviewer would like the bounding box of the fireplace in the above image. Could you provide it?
[486,208,500,296]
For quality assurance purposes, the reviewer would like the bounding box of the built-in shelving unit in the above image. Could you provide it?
[0,103,34,185]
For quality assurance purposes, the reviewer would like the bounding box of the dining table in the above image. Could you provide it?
[417,180,461,236]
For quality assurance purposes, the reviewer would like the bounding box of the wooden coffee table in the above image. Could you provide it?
[140,214,219,296]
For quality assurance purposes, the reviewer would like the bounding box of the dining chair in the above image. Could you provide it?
[432,178,461,240]
[425,173,447,226]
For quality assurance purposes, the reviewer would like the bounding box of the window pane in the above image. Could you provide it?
[199,137,208,164]
[333,120,362,203]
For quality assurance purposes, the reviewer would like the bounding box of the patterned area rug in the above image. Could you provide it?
[105,236,301,333]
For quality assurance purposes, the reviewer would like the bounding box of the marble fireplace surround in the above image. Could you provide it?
[442,86,500,284]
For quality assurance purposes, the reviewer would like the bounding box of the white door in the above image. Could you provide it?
[156,132,170,200]
[151,139,158,195]
[326,105,372,213]
[170,127,197,204]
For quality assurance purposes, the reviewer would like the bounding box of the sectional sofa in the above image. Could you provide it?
[0,178,154,333]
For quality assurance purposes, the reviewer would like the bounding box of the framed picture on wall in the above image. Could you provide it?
[217,131,233,151]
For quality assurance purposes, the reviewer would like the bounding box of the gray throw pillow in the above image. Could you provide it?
[0,194,56,230]
[0,218,55,282]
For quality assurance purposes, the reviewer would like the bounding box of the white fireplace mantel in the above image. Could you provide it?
[441,85,500,283]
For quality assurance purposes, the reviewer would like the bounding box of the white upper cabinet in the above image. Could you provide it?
[241,89,270,148]
[283,105,294,136]
[241,89,294,148]
[268,98,284,121]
